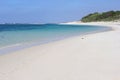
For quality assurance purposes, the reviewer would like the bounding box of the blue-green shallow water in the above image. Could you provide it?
[0,24,111,54]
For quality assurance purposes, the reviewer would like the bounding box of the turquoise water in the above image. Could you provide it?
[0,24,111,54]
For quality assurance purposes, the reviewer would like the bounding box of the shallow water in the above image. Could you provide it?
[0,24,111,54]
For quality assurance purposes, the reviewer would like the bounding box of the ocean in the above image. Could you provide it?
[0,24,111,54]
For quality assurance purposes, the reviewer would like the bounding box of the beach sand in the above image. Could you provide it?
[0,22,120,80]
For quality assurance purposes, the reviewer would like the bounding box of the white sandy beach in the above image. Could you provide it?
[0,22,120,80]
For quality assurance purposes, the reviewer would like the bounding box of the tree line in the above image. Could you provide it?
[81,11,120,22]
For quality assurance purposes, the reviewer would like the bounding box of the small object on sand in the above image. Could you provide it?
[81,38,84,39]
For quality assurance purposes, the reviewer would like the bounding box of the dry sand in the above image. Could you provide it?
[0,22,120,80]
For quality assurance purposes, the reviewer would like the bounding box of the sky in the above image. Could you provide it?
[0,0,120,23]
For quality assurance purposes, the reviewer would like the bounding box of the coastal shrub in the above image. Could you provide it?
[81,11,120,22]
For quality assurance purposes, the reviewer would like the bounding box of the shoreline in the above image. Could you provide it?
[0,24,112,55]
[0,22,120,80]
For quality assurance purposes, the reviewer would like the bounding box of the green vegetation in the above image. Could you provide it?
[81,11,120,22]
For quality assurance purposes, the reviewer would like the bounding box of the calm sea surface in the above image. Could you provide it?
[0,24,111,54]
